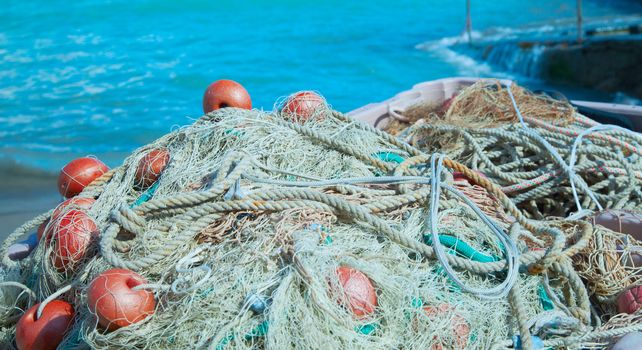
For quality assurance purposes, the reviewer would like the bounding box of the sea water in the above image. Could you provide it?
[1,0,641,172]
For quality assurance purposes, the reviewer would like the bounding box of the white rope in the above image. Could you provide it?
[171,245,213,294]
[567,124,640,212]
[505,81,602,214]
[247,154,521,299]
[37,284,72,319]
[244,173,434,187]
[427,153,520,300]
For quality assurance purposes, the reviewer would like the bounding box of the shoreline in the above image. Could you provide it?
[0,162,61,242]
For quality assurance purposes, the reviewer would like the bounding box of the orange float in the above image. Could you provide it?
[202,79,252,113]
[58,157,109,198]
[617,285,642,314]
[51,197,96,220]
[335,266,377,318]
[452,170,486,185]
[51,209,99,271]
[87,268,156,330]
[41,197,95,242]
[423,304,470,350]
[135,149,170,188]
[281,91,326,122]
[15,300,74,350]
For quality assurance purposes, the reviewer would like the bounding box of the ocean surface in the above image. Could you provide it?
[2,0,642,174]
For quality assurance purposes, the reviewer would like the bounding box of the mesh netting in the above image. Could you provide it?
[387,80,642,219]
[0,100,640,349]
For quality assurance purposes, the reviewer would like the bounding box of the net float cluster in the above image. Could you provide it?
[11,79,334,349]
[11,78,642,349]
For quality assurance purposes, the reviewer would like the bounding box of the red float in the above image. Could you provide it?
[591,210,642,241]
[41,198,95,242]
[87,268,156,330]
[281,91,326,122]
[617,285,642,314]
[452,170,487,185]
[335,266,377,318]
[202,79,252,113]
[135,149,170,188]
[423,304,470,350]
[58,157,109,198]
[15,300,74,350]
[51,197,96,220]
[51,210,99,271]
[452,172,468,183]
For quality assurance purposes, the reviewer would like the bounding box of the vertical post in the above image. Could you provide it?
[466,0,472,45]
[576,0,583,44]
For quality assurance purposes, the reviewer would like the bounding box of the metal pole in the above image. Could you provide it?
[466,0,472,45]
[576,0,583,43]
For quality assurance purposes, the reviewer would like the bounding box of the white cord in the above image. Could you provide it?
[245,154,521,299]
[36,284,72,319]
[171,245,213,294]
[428,153,520,300]
[244,173,434,187]
[505,81,602,214]
[567,124,639,212]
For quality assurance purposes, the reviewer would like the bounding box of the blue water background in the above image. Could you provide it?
[1,0,641,172]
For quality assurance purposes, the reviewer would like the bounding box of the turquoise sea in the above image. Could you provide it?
[1,0,641,172]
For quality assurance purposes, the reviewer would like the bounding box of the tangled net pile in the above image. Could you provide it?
[0,96,641,349]
[391,81,642,219]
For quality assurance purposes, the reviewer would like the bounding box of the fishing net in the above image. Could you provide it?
[0,99,639,349]
[386,80,642,219]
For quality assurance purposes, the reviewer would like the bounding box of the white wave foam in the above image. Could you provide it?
[117,72,152,87]
[2,50,33,63]
[137,34,164,43]
[67,34,101,45]
[22,143,72,152]
[148,59,180,70]
[0,115,36,126]
[34,39,54,49]
[37,51,90,63]
[415,32,507,77]
[0,70,17,79]
[84,65,107,77]
[0,86,21,100]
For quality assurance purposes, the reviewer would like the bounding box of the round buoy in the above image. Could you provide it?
[51,197,96,220]
[452,170,486,185]
[42,197,95,242]
[37,218,50,241]
[423,304,470,350]
[15,300,74,350]
[135,149,170,189]
[58,157,109,198]
[591,210,642,241]
[87,268,156,330]
[281,91,326,122]
[51,210,99,271]
[335,266,377,318]
[202,79,252,113]
[617,285,642,314]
